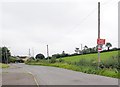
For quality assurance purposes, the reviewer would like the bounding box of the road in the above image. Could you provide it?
[2,63,118,86]
[2,64,37,86]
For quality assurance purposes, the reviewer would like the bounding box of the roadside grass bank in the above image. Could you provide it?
[0,63,9,68]
[25,51,120,78]
[26,61,119,78]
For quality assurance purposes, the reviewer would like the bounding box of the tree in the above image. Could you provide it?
[92,47,97,53]
[84,45,88,50]
[62,51,65,55]
[106,42,112,51]
[0,47,2,62]
[52,51,69,58]
[9,56,17,63]
[1,47,11,64]
[61,51,65,57]
[52,54,61,58]
[61,51,69,57]
[75,48,80,54]
[82,45,88,54]
[35,53,45,60]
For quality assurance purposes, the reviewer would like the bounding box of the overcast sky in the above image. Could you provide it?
[0,0,119,57]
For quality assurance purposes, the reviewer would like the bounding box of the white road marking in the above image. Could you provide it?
[28,71,39,87]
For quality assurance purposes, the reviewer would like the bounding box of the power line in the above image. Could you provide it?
[101,0,115,5]
[66,0,117,35]
[68,7,97,34]
[100,0,119,9]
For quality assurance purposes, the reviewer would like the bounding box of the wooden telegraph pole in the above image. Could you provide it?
[98,2,101,68]
[29,48,31,58]
[97,2,105,69]
[6,48,8,64]
[47,45,49,61]
[81,44,83,54]
[97,2,106,68]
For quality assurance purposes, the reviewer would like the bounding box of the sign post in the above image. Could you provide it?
[97,38,105,68]
[97,2,106,69]
[98,2,100,69]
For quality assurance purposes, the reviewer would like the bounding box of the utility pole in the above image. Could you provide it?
[47,45,49,61]
[4,46,8,64]
[5,48,8,64]
[32,48,34,58]
[98,2,101,68]
[81,44,83,54]
[29,48,31,58]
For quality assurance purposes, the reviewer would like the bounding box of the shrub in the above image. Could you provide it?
[9,57,17,63]
[101,56,118,69]
[49,58,56,63]
[75,58,97,67]
[77,58,86,66]
[58,58,64,62]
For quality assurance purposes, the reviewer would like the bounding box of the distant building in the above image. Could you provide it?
[17,56,30,62]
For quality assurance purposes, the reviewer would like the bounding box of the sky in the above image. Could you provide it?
[0,0,119,57]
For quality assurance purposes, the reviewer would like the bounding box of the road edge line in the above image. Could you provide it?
[28,71,39,87]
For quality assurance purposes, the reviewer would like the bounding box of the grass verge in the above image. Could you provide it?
[26,50,119,78]
[26,61,119,78]
[0,63,9,68]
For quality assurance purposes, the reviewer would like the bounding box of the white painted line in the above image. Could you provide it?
[28,71,39,87]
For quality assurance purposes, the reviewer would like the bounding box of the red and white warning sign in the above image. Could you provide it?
[98,46,102,52]
[97,39,105,45]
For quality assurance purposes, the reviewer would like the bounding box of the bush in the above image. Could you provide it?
[52,54,61,58]
[9,57,17,63]
[75,58,97,67]
[49,58,56,63]
[101,56,118,69]
[58,58,64,62]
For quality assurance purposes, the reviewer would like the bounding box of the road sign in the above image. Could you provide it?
[98,46,102,52]
[97,39,105,45]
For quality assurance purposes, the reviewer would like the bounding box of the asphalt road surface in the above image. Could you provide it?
[2,64,37,86]
[2,63,118,86]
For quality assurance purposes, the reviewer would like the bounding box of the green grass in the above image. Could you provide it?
[61,51,118,63]
[0,63,9,68]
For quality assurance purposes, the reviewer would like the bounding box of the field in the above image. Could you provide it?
[62,51,118,63]
[0,63,9,68]
[26,50,120,78]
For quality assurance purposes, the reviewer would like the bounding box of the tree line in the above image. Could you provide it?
[0,42,119,63]
[35,42,119,60]
[74,42,112,54]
